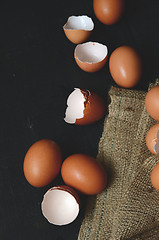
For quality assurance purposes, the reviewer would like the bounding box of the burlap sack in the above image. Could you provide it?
[78,80,159,240]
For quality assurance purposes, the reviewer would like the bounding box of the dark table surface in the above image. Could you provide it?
[0,1,159,240]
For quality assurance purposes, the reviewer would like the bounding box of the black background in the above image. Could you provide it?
[0,1,159,240]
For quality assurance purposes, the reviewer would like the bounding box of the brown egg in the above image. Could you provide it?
[93,0,125,25]
[145,86,159,121]
[74,42,108,72]
[23,139,62,187]
[64,88,106,125]
[63,15,94,44]
[109,46,142,88]
[61,153,107,195]
[146,123,159,154]
[151,162,159,191]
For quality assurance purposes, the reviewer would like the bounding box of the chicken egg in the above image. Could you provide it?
[93,0,125,25]
[41,185,80,225]
[109,46,142,88]
[23,139,62,187]
[145,86,159,121]
[63,15,94,44]
[151,162,159,191]
[64,88,106,125]
[146,123,159,154]
[61,153,107,195]
[74,42,108,72]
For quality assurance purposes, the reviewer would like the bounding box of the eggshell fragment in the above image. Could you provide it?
[93,0,125,25]
[61,153,107,195]
[109,46,142,88]
[63,15,94,44]
[145,86,159,121]
[64,88,106,125]
[151,162,159,191]
[41,185,80,225]
[23,139,62,187]
[74,42,108,72]
[146,123,159,154]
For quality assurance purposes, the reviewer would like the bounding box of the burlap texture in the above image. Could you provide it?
[78,80,159,240]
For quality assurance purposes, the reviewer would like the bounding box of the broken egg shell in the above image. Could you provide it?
[23,139,62,187]
[61,153,107,195]
[64,88,106,125]
[146,123,159,154]
[151,162,159,191]
[74,42,108,72]
[63,15,94,44]
[145,86,159,121]
[41,185,80,226]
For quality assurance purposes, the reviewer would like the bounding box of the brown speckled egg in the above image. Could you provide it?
[145,86,159,121]
[109,46,142,88]
[61,153,107,195]
[151,162,159,191]
[93,0,125,25]
[23,139,62,187]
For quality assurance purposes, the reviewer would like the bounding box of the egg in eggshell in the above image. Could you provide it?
[145,86,159,121]
[109,46,142,88]
[23,139,62,187]
[93,0,125,25]
[61,153,107,195]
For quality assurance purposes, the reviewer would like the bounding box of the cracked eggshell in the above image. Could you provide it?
[64,88,106,125]
[23,139,62,187]
[146,123,159,154]
[61,153,107,195]
[63,15,94,44]
[74,42,108,72]
[41,185,80,226]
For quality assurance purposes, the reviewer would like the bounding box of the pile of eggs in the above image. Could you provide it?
[23,0,155,227]
[145,86,159,191]
[23,139,107,225]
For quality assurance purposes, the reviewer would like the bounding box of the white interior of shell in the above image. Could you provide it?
[41,188,79,226]
[154,129,159,154]
[63,15,94,31]
[75,42,108,63]
[64,88,85,124]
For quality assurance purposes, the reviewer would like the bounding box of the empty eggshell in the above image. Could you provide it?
[74,42,108,72]
[64,88,106,125]
[41,185,80,226]
[63,15,94,44]
[146,123,159,154]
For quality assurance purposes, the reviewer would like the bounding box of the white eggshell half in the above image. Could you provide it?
[63,15,94,31]
[64,88,85,124]
[41,188,80,226]
[74,42,108,63]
